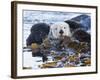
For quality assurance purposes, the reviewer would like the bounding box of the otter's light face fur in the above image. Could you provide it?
[49,22,71,39]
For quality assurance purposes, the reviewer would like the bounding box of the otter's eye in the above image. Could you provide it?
[64,27,66,29]
[55,28,57,30]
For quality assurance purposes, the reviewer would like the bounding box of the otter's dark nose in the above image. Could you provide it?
[59,29,64,34]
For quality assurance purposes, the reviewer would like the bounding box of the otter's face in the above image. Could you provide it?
[49,22,71,39]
